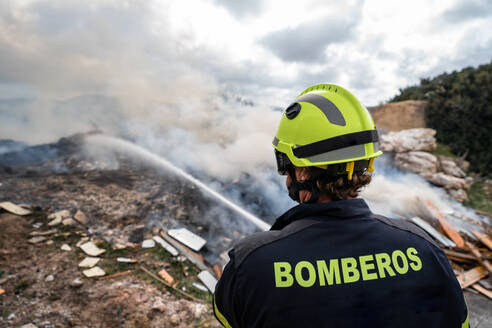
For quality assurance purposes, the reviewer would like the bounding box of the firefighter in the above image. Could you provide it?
[213,84,469,327]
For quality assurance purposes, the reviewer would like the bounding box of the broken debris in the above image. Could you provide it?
[0,288,5,295]
[29,229,57,237]
[78,257,101,268]
[0,201,32,216]
[83,266,106,278]
[62,218,77,226]
[142,239,155,248]
[117,257,137,263]
[153,236,179,256]
[197,270,217,293]
[80,241,106,256]
[472,231,492,251]
[426,200,465,248]
[168,228,207,252]
[158,268,176,285]
[457,266,488,289]
[192,282,208,292]
[28,236,47,244]
[74,209,89,225]
[61,244,72,251]
[47,209,70,226]
[409,217,456,247]
[70,278,83,288]
[45,274,54,282]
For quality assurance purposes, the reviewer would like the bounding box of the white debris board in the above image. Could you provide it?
[0,201,32,216]
[153,236,179,256]
[198,270,217,293]
[168,228,206,252]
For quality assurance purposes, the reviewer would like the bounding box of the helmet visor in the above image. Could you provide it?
[274,150,291,175]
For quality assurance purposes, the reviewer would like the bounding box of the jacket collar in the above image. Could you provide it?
[270,198,372,231]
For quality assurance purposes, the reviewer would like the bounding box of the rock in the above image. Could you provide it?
[394,151,438,174]
[74,210,89,225]
[380,128,437,152]
[7,312,15,320]
[142,239,155,248]
[82,266,106,278]
[62,218,77,226]
[78,256,101,268]
[28,236,47,244]
[151,298,167,312]
[80,241,105,256]
[188,303,207,319]
[422,172,467,190]
[45,274,54,282]
[61,244,72,251]
[440,158,466,178]
[455,158,470,172]
[70,277,83,288]
[170,314,180,325]
[448,189,468,202]
[46,240,54,245]
[464,177,474,189]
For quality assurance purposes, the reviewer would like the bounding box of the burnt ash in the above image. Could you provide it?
[0,133,262,261]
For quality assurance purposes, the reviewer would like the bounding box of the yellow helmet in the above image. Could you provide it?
[273,83,382,181]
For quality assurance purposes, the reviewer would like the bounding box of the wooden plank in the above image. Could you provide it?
[426,200,465,248]
[456,266,488,289]
[472,231,492,251]
[465,241,492,276]
[443,249,476,262]
[471,283,492,300]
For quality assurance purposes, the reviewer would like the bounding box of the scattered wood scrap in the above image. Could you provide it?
[426,200,465,248]
[457,266,488,289]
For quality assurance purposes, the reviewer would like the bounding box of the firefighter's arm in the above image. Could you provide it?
[213,250,240,328]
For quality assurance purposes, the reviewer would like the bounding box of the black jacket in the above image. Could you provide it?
[213,199,469,328]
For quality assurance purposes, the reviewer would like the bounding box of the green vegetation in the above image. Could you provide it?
[390,61,492,175]
[433,143,457,158]
[464,182,492,215]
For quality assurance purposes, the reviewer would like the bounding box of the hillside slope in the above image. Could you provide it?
[370,100,427,131]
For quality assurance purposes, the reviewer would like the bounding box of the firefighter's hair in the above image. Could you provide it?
[309,167,372,201]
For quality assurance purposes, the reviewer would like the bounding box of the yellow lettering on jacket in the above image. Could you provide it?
[273,247,423,288]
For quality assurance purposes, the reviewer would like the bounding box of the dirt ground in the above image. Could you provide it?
[0,212,220,328]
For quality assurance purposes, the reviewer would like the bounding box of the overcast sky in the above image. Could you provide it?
[1,0,491,107]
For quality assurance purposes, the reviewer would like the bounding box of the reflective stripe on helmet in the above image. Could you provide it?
[296,93,346,126]
[293,130,379,158]
[306,144,366,163]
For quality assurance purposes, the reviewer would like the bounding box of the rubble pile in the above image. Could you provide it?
[0,201,221,327]
[380,128,473,202]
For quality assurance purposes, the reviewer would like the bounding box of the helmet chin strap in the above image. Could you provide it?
[287,166,320,204]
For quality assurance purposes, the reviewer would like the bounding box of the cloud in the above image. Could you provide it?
[442,0,492,23]
[212,0,262,18]
[260,15,358,63]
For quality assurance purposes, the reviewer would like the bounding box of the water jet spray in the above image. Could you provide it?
[86,134,271,231]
